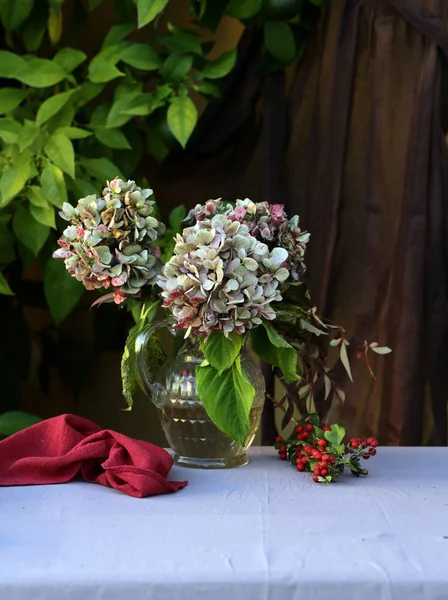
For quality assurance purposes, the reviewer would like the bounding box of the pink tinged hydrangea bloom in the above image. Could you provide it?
[158,214,289,337]
[185,197,309,282]
[53,178,165,304]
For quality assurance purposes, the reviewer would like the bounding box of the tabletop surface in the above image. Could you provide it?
[1,447,448,600]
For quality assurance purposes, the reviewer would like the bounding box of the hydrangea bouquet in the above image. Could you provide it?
[54,178,390,445]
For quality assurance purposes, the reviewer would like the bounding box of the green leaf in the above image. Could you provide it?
[300,317,327,336]
[162,53,193,83]
[339,341,353,382]
[156,84,173,101]
[136,0,169,28]
[0,117,21,144]
[17,120,40,152]
[197,0,207,18]
[200,332,245,374]
[324,424,346,446]
[307,413,320,427]
[196,358,255,444]
[0,88,27,114]
[45,102,75,133]
[71,178,99,198]
[102,23,134,47]
[167,95,198,148]
[121,325,139,409]
[202,48,237,79]
[88,43,129,83]
[0,51,27,78]
[121,313,166,408]
[94,127,131,149]
[250,322,299,384]
[0,272,13,295]
[0,0,34,32]
[0,153,36,207]
[122,93,163,117]
[89,59,123,84]
[370,345,392,355]
[36,90,76,127]
[15,58,67,88]
[264,21,296,64]
[81,157,124,182]
[44,258,84,324]
[28,186,56,229]
[13,207,49,256]
[40,163,67,208]
[120,43,162,70]
[168,204,186,231]
[44,133,75,179]
[57,126,92,139]
[106,83,143,128]
[158,29,202,54]
[21,11,47,52]
[226,0,261,19]
[29,202,56,230]
[53,48,87,73]
[90,103,110,127]
[28,185,49,208]
[194,81,221,98]
[0,411,41,436]
[79,82,105,104]
[48,7,63,45]
[334,443,345,455]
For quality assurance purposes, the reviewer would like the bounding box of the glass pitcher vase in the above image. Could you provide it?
[134,321,265,469]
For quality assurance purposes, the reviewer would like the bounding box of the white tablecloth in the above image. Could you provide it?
[1,447,447,600]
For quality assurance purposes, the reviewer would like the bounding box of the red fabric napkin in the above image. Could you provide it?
[0,414,187,498]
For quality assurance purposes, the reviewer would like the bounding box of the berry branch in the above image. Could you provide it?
[271,288,391,426]
[274,413,379,484]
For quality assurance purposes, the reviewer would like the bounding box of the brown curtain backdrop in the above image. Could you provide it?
[285,0,448,445]
[151,0,448,446]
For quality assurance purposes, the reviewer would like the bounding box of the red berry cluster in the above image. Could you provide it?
[347,436,378,459]
[274,415,379,484]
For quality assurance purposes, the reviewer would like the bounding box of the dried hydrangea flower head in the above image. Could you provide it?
[186,198,310,281]
[53,178,165,304]
[158,212,290,337]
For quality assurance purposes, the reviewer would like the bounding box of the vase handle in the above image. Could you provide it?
[134,319,176,409]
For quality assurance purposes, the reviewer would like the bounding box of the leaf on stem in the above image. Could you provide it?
[324,423,345,446]
[251,322,299,384]
[199,331,244,374]
[370,343,392,355]
[196,358,254,445]
[300,318,327,336]
[339,340,353,382]
[281,399,294,430]
[167,95,197,148]
[136,0,169,28]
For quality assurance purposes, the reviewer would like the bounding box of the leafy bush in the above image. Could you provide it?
[0,0,242,320]
[0,0,324,415]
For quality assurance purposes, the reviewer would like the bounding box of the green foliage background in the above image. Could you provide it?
[0,0,323,421]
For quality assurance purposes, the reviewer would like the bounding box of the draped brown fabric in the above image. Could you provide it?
[286,0,448,445]
[152,0,448,446]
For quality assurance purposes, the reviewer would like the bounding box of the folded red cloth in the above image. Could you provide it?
[0,414,187,498]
